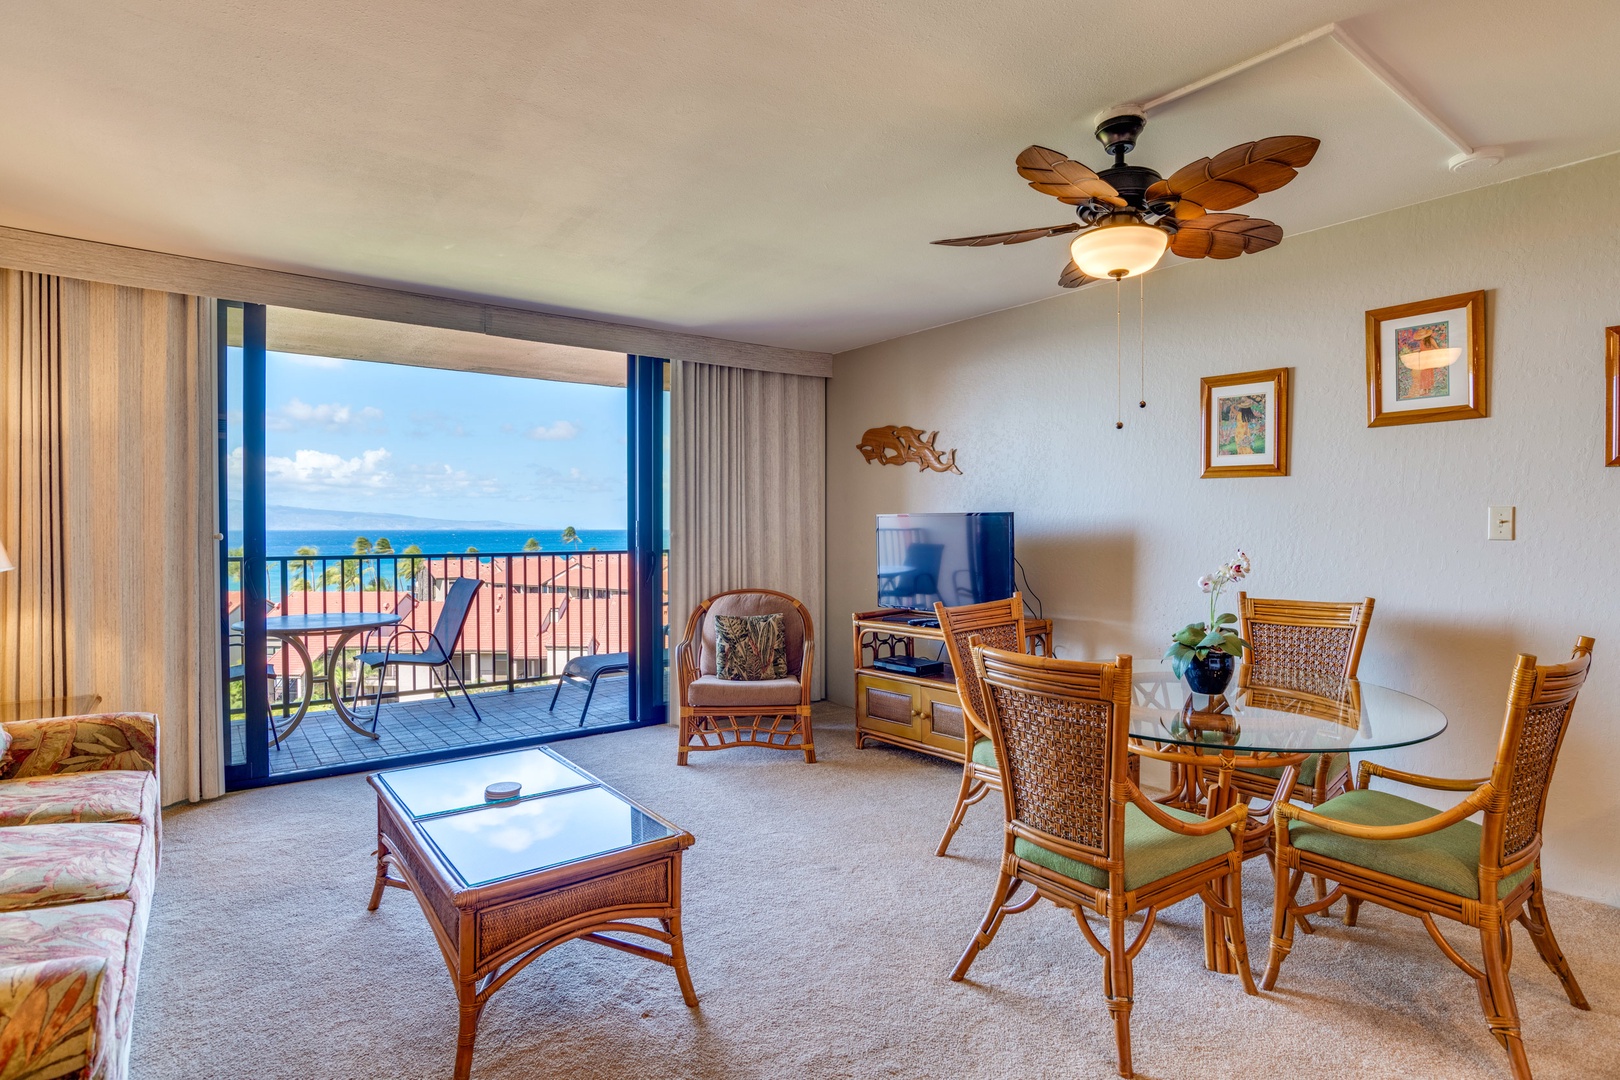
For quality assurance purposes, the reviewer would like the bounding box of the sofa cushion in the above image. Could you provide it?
[699,593,806,677]
[1014,803,1234,892]
[714,614,788,681]
[0,715,157,781]
[1289,788,1534,900]
[0,772,157,829]
[0,899,141,1080]
[686,676,802,708]
[0,824,152,914]
[971,737,997,769]
[0,725,9,764]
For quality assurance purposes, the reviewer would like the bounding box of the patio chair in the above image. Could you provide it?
[355,577,484,731]
[549,651,630,726]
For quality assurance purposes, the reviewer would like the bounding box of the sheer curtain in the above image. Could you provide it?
[670,361,826,700]
[0,270,223,802]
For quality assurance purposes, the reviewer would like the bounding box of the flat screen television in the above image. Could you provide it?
[876,512,1014,610]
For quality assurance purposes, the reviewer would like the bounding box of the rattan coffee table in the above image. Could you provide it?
[367,746,698,1080]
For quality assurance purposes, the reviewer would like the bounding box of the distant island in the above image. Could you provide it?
[228,501,547,532]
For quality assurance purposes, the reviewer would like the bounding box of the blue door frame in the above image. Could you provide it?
[220,310,670,790]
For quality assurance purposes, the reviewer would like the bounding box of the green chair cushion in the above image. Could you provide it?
[1288,789,1533,900]
[1238,752,1347,787]
[1014,803,1234,892]
[971,737,997,769]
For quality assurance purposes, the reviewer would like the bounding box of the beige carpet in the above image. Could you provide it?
[133,705,1620,1079]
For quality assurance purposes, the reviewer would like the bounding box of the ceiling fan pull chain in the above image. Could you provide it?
[1114,275,1124,430]
[1139,274,1147,409]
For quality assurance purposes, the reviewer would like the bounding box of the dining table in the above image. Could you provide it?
[234,611,402,744]
[1128,662,1448,973]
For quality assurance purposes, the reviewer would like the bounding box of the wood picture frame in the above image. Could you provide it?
[1201,367,1290,479]
[1607,327,1620,467]
[1366,290,1487,427]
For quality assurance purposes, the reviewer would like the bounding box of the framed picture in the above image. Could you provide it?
[1201,367,1290,478]
[1607,326,1620,467]
[1366,290,1487,427]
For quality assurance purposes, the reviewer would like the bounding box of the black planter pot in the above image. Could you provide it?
[1184,650,1235,695]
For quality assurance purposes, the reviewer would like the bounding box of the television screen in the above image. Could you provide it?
[876,512,1014,609]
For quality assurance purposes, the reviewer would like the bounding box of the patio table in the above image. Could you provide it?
[235,611,401,744]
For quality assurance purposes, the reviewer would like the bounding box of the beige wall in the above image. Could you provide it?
[827,152,1620,905]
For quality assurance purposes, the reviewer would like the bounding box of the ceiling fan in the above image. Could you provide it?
[933,110,1320,287]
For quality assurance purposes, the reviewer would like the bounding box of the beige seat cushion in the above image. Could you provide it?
[687,676,803,708]
[0,771,158,829]
[699,593,806,677]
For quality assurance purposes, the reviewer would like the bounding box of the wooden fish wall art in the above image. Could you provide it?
[856,425,961,474]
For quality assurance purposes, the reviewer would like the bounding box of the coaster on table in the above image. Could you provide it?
[485,781,522,801]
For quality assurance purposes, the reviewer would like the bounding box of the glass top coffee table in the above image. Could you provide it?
[367,746,697,1080]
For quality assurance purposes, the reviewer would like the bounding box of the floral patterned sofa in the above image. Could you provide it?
[0,714,160,1080]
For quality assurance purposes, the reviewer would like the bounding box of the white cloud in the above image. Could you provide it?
[404,462,504,498]
[526,420,581,441]
[265,447,393,491]
[268,398,385,433]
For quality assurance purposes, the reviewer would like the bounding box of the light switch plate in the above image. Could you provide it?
[1488,505,1515,541]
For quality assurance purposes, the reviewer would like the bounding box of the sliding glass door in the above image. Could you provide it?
[221,304,670,788]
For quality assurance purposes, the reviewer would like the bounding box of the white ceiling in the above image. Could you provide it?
[1,0,1617,354]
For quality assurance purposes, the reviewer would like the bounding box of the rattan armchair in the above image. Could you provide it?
[1265,637,1594,1080]
[1229,592,1375,807]
[931,595,1024,857]
[675,588,815,765]
[952,645,1257,1079]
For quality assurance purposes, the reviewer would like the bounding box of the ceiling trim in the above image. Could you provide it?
[0,225,832,377]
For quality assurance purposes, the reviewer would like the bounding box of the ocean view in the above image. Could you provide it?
[230,527,634,557]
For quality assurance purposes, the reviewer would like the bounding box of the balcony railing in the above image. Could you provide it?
[224,549,657,722]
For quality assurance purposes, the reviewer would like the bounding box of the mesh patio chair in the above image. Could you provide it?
[355,577,484,731]
[1265,637,1594,1080]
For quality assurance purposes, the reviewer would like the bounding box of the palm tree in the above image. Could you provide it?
[290,545,319,591]
[353,536,373,555]
[523,537,541,552]
[465,546,480,554]
[375,537,394,554]
[400,543,426,597]
[561,526,582,553]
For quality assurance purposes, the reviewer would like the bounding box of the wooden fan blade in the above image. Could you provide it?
[1157,136,1320,213]
[1016,146,1127,207]
[1170,214,1284,260]
[1059,261,1096,289]
[932,223,1081,247]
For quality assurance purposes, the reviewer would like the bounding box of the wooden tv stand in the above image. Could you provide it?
[852,608,1053,763]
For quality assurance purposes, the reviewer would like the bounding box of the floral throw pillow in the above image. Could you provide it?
[714,614,788,681]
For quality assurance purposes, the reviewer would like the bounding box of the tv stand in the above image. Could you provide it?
[851,608,1053,763]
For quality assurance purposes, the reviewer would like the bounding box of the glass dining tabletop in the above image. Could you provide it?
[233,611,402,634]
[1129,664,1447,756]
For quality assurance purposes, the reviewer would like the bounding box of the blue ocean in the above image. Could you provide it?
[230,528,633,557]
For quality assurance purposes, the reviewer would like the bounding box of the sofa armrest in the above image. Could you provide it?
[0,954,113,1080]
[0,714,158,782]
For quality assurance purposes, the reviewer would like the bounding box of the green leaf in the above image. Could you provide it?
[1196,630,1227,649]
[1172,624,1206,647]
[1215,612,1237,626]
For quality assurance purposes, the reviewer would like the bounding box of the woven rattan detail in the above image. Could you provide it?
[1503,701,1570,857]
[390,830,459,937]
[477,861,669,959]
[951,621,1021,722]
[1248,623,1356,692]
[689,713,805,748]
[990,683,1111,851]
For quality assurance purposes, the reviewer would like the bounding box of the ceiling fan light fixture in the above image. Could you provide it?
[1070,218,1168,280]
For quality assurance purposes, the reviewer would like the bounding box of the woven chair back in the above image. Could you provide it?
[975,645,1131,862]
[934,594,1024,740]
[1238,593,1375,696]
[1487,638,1593,864]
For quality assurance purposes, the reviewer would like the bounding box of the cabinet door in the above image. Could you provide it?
[860,677,922,740]
[920,688,968,758]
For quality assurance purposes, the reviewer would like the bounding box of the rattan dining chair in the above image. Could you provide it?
[952,644,1257,1080]
[931,595,1024,857]
[1265,637,1594,1080]
[1228,593,1375,808]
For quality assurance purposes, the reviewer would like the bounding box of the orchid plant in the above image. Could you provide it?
[1165,551,1253,678]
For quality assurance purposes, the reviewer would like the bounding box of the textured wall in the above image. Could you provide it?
[827,152,1620,905]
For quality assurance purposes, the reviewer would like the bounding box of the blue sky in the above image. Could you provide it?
[228,349,627,527]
